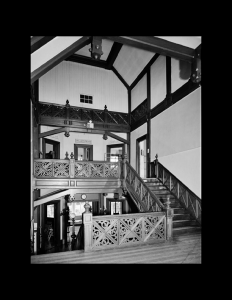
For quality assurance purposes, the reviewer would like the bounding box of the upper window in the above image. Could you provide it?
[80,94,93,104]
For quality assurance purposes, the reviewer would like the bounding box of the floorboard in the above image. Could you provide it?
[31,231,201,264]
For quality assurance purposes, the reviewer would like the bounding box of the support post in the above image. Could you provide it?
[121,153,127,192]
[69,152,75,178]
[164,197,173,240]
[82,201,93,252]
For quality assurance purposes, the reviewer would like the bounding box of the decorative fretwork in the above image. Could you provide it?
[152,158,201,225]
[92,212,166,250]
[34,159,120,179]
[53,162,69,177]
[131,99,148,125]
[75,162,119,178]
[39,102,129,126]
[34,161,53,177]
[125,162,164,212]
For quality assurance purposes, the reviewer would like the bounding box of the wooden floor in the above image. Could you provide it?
[31,231,201,264]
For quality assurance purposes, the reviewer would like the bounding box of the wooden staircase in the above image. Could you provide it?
[143,178,201,236]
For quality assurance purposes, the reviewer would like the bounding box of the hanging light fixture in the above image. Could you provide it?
[89,36,103,60]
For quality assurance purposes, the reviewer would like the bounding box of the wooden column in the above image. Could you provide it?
[82,201,93,251]
[128,89,131,164]
[147,69,151,177]
[166,56,172,106]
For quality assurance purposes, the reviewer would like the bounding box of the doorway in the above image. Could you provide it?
[136,135,147,178]
[106,143,125,162]
[43,201,60,251]
[74,144,93,161]
[42,138,60,159]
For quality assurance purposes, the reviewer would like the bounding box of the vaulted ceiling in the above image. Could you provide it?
[31,36,201,87]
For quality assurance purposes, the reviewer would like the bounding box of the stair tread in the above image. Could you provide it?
[173,226,201,230]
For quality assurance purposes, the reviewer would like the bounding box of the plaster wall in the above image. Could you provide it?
[130,123,147,170]
[131,74,147,111]
[39,61,128,113]
[150,55,166,108]
[171,58,191,93]
[150,88,201,197]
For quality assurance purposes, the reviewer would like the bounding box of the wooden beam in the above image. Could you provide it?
[106,42,123,69]
[31,36,91,84]
[39,127,65,138]
[34,189,69,207]
[65,54,109,69]
[147,68,151,177]
[31,36,56,54]
[102,36,195,63]
[130,53,160,90]
[111,66,129,90]
[107,132,129,144]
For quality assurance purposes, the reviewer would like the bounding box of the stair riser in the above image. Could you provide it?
[173,208,186,214]
[173,214,192,221]
[173,221,198,228]
[173,227,201,235]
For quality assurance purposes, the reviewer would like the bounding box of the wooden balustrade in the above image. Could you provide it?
[82,208,169,251]
[123,161,164,212]
[152,154,201,225]
[34,159,121,179]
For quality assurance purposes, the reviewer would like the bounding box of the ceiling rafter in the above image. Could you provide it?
[31,36,56,54]
[31,36,91,84]
[101,36,195,62]
[65,41,123,70]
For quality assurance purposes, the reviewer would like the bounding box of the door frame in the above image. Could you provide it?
[136,134,147,178]
[74,144,93,161]
[42,138,60,159]
[106,143,125,161]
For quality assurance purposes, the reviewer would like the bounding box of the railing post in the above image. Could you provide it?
[154,153,158,178]
[82,201,93,252]
[69,152,75,178]
[164,197,173,240]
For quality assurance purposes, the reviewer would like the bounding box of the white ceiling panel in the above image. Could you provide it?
[113,45,154,86]
[75,39,114,61]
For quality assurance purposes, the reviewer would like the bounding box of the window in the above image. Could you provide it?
[80,94,93,104]
[47,204,54,218]
[67,202,92,217]
[111,202,122,215]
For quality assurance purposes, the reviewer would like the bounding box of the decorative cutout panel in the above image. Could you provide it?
[131,99,147,125]
[92,213,166,250]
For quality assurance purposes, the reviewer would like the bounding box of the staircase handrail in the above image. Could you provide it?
[153,158,201,204]
[152,155,201,224]
[125,161,165,211]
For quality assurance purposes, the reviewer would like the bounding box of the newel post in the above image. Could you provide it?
[69,152,75,178]
[82,201,93,252]
[154,153,159,178]
[164,197,174,240]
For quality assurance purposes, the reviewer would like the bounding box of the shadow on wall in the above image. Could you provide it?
[179,60,191,80]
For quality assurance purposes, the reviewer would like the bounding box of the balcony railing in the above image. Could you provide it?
[34,159,120,179]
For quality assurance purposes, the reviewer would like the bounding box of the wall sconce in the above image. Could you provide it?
[87,120,94,129]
